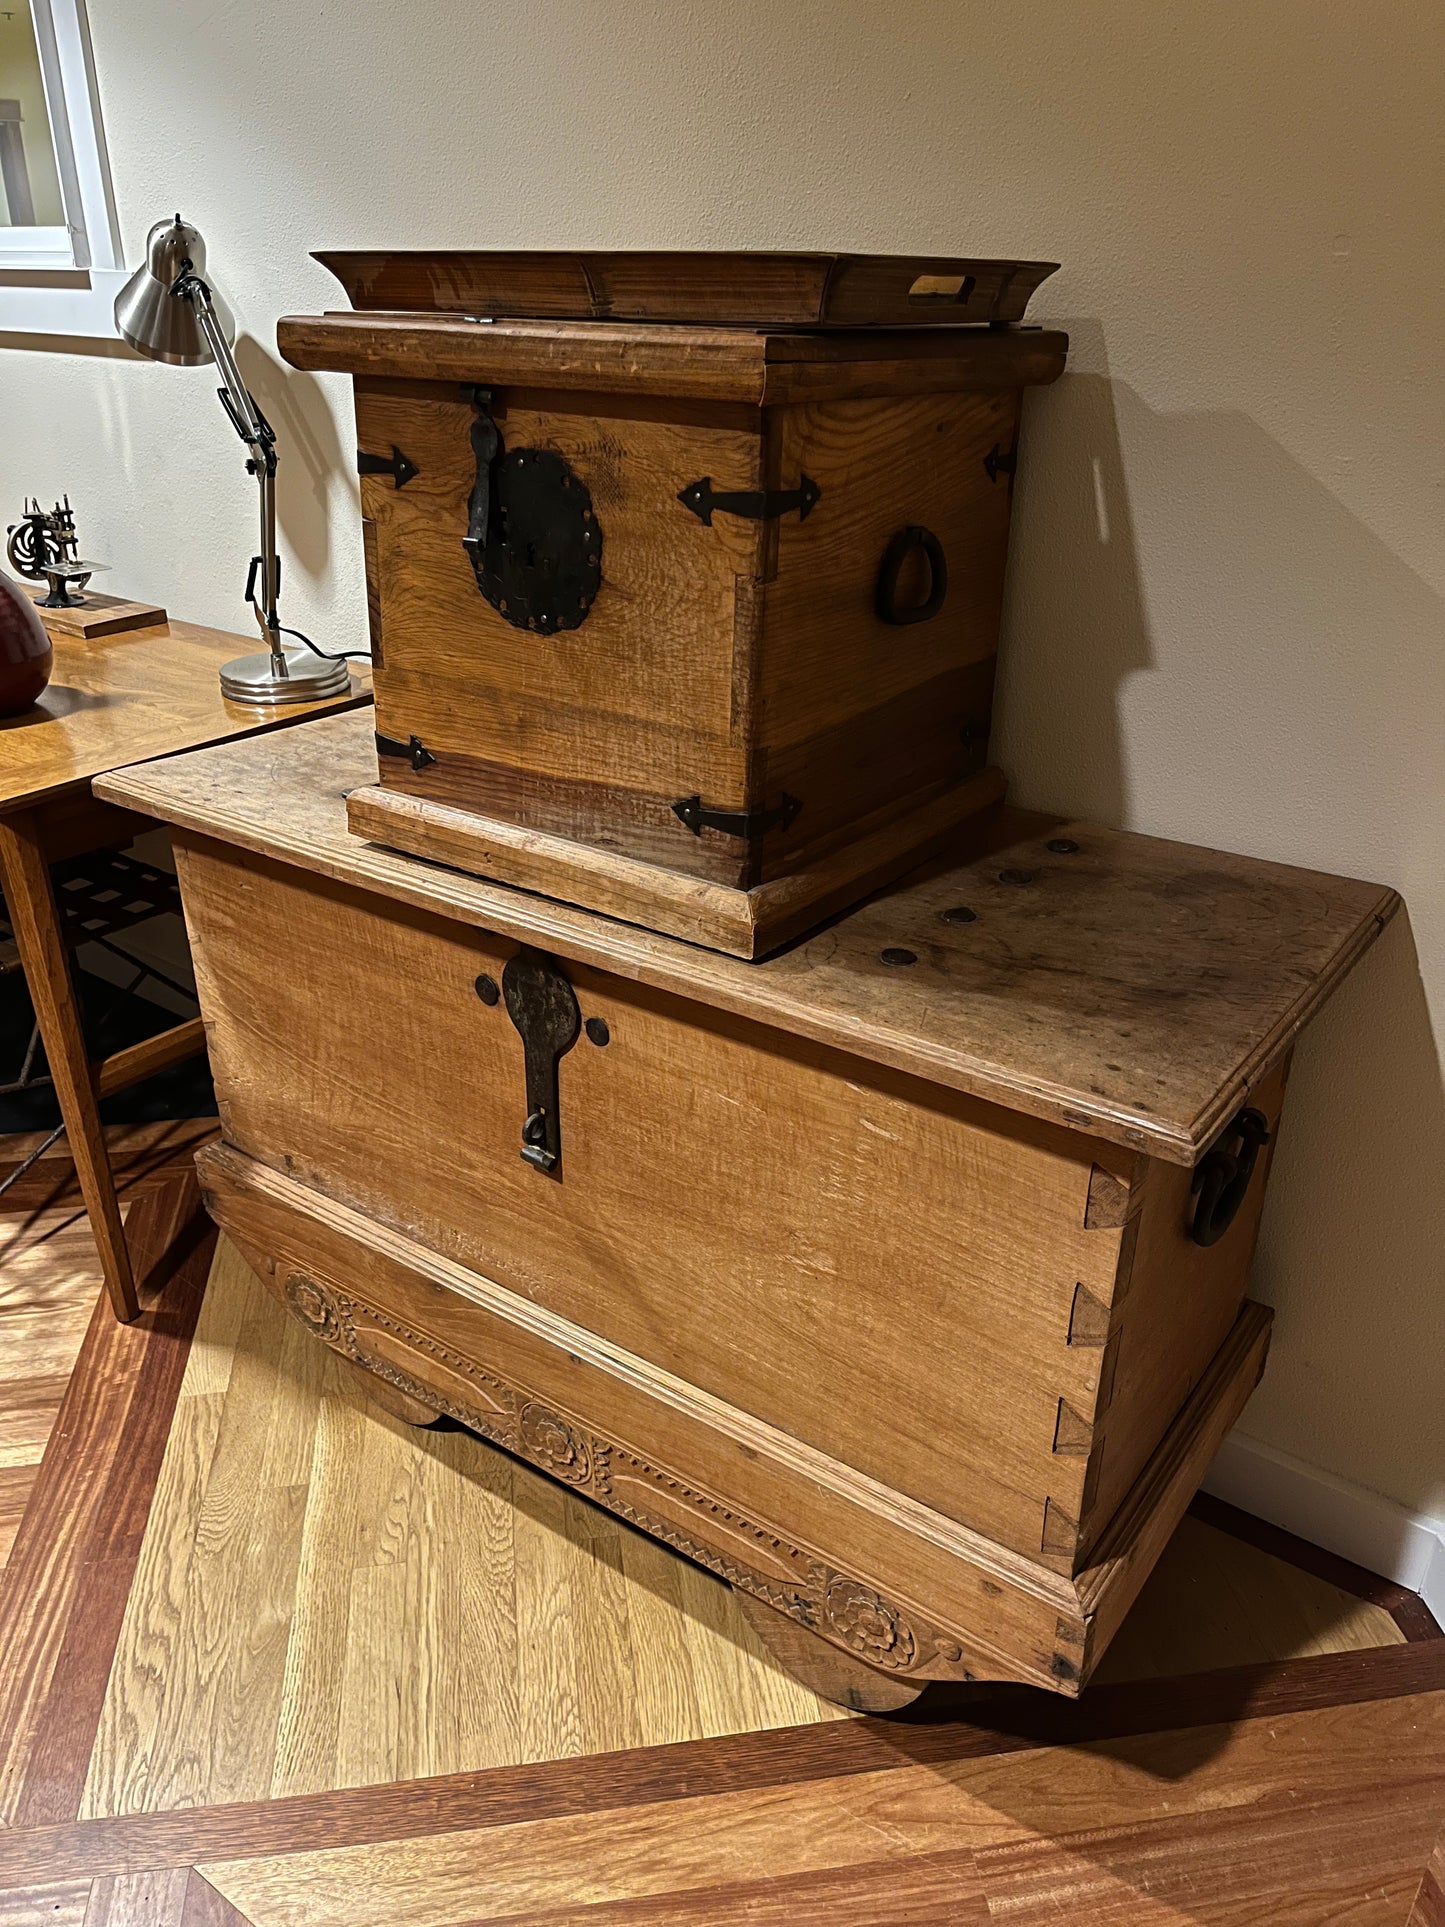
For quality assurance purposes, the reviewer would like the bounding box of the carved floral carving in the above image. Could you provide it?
[519,1402,602,1488]
[283,1272,353,1353]
[822,1574,917,1669]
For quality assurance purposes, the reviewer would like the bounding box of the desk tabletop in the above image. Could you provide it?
[95,708,1399,1166]
[0,619,370,813]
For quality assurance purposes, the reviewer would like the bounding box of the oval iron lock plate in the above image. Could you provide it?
[469,447,602,635]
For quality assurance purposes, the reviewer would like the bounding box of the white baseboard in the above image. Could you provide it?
[1203,1433,1445,1624]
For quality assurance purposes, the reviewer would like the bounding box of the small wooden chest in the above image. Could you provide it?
[277,251,1067,957]
[98,713,1397,1709]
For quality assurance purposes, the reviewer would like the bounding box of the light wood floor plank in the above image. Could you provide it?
[268,1374,370,1801]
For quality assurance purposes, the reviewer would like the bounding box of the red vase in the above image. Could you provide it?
[0,571,53,716]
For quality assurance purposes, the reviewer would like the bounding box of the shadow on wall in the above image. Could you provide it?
[234,332,345,582]
[995,325,1151,826]
[999,320,1445,1518]
[1250,910,1445,1519]
[1001,319,1445,856]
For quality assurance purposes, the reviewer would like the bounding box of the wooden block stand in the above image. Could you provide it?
[23,584,167,639]
[97,713,1397,1709]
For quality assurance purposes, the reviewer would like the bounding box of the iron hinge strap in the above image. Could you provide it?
[672,793,802,840]
[357,446,419,488]
[983,443,1017,484]
[375,730,436,772]
[677,475,821,526]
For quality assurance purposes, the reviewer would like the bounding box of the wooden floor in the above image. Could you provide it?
[1,1138,1442,1925]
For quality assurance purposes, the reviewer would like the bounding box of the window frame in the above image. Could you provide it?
[0,0,124,335]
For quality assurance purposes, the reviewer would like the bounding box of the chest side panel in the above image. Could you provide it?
[1078,1055,1291,1554]
[177,837,1125,1563]
[357,380,760,870]
[748,389,1020,874]
[759,391,1019,743]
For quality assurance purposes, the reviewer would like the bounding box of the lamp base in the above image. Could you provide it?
[219,647,352,706]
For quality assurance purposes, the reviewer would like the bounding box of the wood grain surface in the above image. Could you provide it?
[278,312,1069,405]
[191,1689,1445,1926]
[94,710,1398,1163]
[0,621,367,814]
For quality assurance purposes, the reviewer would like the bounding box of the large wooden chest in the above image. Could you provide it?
[277,250,1067,957]
[98,713,1396,1709]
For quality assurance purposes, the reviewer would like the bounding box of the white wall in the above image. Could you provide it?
[3,0,1441,1521]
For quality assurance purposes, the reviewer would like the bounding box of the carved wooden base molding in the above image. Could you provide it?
[199,1140,1272,1707]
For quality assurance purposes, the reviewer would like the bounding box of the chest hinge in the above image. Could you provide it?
[357,445,419,488]
[677,474,820,526]
[671,793,802,840]
[375,730,436,772]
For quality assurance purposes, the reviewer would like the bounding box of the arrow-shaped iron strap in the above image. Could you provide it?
[357,445,419,488]
[672,793,802,840]
[677,474,821,526]
[375,731,436,772]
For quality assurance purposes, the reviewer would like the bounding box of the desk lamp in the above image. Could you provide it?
[114,216,351,704]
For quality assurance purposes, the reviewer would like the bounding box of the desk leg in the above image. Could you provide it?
[0,807,139,1321]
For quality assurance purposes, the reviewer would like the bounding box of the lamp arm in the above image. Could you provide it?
[174,271,287,677]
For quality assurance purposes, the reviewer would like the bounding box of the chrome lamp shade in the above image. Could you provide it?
[114,217,234,366]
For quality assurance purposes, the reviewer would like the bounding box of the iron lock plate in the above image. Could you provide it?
[462,388,602,635]
[501,948,581,1176]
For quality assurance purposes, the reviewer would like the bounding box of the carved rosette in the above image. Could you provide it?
[822,1574,918,1670]
[518,1402,602,1489]
[283,1272,354,1354]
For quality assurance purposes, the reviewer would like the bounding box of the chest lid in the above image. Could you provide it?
[96,709,1399,1168]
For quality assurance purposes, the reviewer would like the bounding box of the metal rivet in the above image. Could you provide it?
[1046,838,1080,855]
[475,973,500,1005]
[998,868,1035,886]
[585,1016,610,1046]
[880,947,918,967]
[940,905,977,925]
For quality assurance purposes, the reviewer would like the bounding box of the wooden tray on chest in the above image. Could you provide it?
[96,712,1397,1709]
[314,248,1060,329]
[279,249,1068,957]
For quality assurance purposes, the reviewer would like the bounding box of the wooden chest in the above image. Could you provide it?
[97,713,1396,1709]
[277,251,1067,957]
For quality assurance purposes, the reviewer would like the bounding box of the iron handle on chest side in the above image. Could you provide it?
[876,524,948,625]
[1190,1108,1270,1247]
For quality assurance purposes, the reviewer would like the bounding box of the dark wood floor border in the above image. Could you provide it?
[451,1777,1445,1927]
[0,1164,214,1830]
[1189,1490,1445,1640]
[1,1639,1442,1889]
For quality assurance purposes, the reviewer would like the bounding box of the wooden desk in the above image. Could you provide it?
[0,618,368,1320]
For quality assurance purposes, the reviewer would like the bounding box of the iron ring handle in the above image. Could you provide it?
[1190,1107,1270,1247]
[876,525,948,625]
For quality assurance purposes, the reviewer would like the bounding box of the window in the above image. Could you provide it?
[0,0,122,335]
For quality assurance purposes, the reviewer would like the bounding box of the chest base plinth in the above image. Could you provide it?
[346,765,1007,959]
